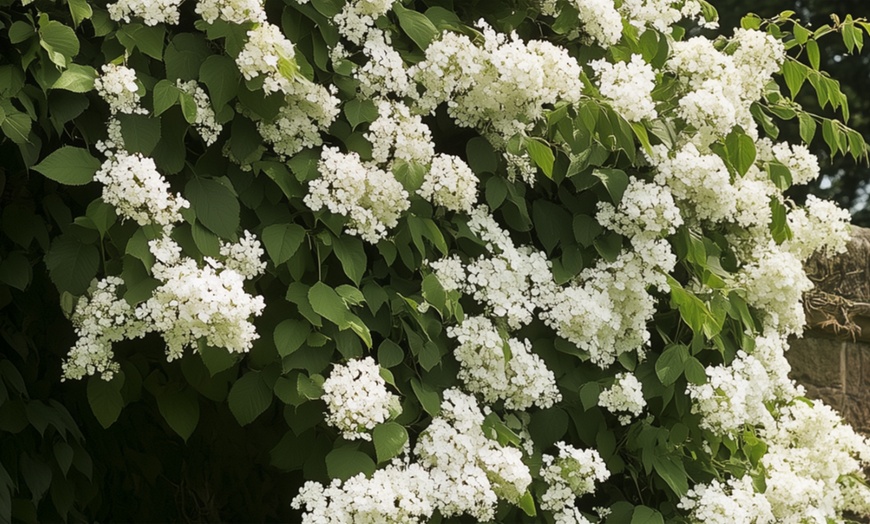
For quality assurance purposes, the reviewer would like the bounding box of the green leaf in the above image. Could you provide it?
[525,138,555,178]
[798,112,817,144]
[68,0,93,27]
[467,136,498,174]
[156,388,200,441]
[227,371,272,426]
[332,235,367,285]
[655,345,688,386]
[651,454,689,497]
[151,80,178,117]
[683,357,707,385]
[725,129,756,177]
[377,339,405,368]
[33,146,99,186]
[185,178,240,238]
[309,282,349,327]
[393,3,440,50]
[593,168,629,203]
[529,407,569,449]
[519,491,537,517]
[0,253,31,291]
[344,99,378,129]
[53,442,74,476]
[1,112,31,144]
[164,33,211,81]
[179,92,198,124]
[8,22,35,44]
[44,235,100,296]
[631,506,664,524]
[262,223,305,266]
[20,454,52,503]
[87,374,124,429]
[580,382,600,410]
[199,55,239,109]
[806,39,820,70]
[296,373,324,400]
[781,60,806,99]
[410,378,441,416]
[199,343,238,376]
[274,319,310,358]
[373,422,408,463]
[326,446,376,481]
[51,64,97,93]
[117,114,162,155]
[39,19,79,68]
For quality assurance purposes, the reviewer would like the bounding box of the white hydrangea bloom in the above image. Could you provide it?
[411,24,583,142]
[540,442,610,515]
[618,0,703,32]
[62,277,149,381]
[679,476,775,524]
[757,140,821,186]
[304,147,410,243]
[107,0,182,25]
[195,0,266,24]
[139,236,266,361]
[94,152,189,228]
[598,372,646,425]
[759,400,870,522]
[651,143,738,223]
[590,54,657,122]
[366,99,435,166]
[258,82,340,158]
[596,176,682,238]
[236,22,297,95]
[733,172,775,228]
[322,357,400,440]
[786,195,851,260]
[736,243,813,335]
[292,460,435,523]
[414,389,532,520]
[357,30,413,98]
[688,332,797,435]
[95,64,146,115]
[417,154,479,214]
[219,230,266,279]
[335,0,395,44]
[448,316,561,410]
[572,0,623,46]
[176,80,223,146]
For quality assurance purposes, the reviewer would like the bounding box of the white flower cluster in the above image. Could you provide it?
[236,22,298,95]
[786,195,851,260]
[683,400,870,523]
[540,442,610,520]
[94,151,190,228]
[411,24,583,141]
[366,100,435,166]
[140,236,267,361]
[292,460,435,523]
[591,54,658,122]
[596,176,682,239]
[736,244,813,335]
[219,230,266,279]
[321,357,400,441]
[757,139,821,186]
[417,154,479,214]
[304,147,410,243]
[64,234,266,378]
[688,332,796,435]
[107,0,182,25]
[667,30,784,143]
[541,243,674,367]
[679,475,774,524]
[619,0,704,32]
[598,372,646,425]
[571,0,623,46]
[258,81,341,158]
[195,0,266,24]
[94,64,146,115]
[334,0,395,44]
[430,207,554,329]
[414,389,532,520]
[447,316,561,410]
[357,30,413,98]
[176,80,223,146]
[62,277,148,381]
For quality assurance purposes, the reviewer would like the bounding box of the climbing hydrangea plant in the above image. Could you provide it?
[2,0,870,521]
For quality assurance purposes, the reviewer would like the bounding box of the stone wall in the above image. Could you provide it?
[788,336,870,434]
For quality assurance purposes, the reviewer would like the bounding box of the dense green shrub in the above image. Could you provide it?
[1,0,869,522]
